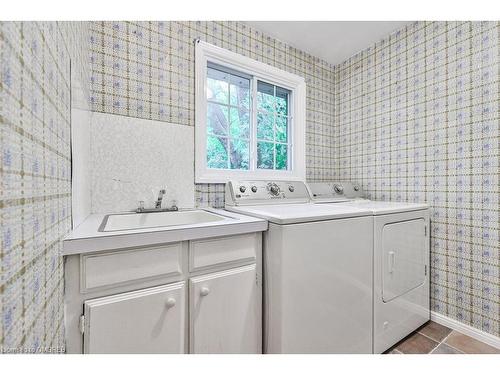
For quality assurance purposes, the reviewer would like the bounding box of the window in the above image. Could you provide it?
[206,66,251,170]
[195,40,306,183]
[256,81,291,170]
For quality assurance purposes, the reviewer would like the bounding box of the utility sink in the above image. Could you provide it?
[99,210,228,232]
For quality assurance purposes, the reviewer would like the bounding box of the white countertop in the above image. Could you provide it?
[63,208,267,256]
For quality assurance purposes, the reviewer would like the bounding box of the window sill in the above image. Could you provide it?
[195,169,305,184]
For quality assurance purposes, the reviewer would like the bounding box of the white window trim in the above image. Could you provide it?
[195,40,306,184]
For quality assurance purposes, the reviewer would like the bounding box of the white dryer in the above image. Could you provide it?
[225,180,374,353]
[308,182,430,353]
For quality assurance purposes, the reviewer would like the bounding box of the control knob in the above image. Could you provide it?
[333,184,344,194]
[268,183,280,196]
[251,186,257,193]
[239,185,246,193]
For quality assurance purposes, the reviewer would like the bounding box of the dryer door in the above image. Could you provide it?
[382,219,426,302]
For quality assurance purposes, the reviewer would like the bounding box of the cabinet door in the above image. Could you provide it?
[190,264,261,353]
[83,282,186,353]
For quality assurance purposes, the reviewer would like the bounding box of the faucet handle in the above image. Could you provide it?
[170,200,178,211]
[135,200,145,213]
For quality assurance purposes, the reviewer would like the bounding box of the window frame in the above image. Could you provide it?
[195,40,306,183]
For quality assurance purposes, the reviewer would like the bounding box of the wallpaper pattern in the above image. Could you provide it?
[88,21,499,338]
[336,21,499,337]
[88,21,337,207]
[0,21,91,352]
[2,21,493,351]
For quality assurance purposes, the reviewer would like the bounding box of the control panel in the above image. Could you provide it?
[342,182,364,199]
[308,182,364,202]
[225,180,311,206]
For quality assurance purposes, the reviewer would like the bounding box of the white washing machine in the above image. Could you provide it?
[308,182,430,353]
[225,180,374,353]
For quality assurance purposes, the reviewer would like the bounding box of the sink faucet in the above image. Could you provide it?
[155,189,166,209]
[135,188,179,213]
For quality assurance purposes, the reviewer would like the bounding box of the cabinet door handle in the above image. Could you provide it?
[200,287,210,297]
[166,297,176,308]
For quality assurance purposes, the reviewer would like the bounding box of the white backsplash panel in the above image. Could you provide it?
[71,107,92,228]
[90,112,195,213]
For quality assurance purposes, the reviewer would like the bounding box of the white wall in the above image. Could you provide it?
[71,107,92,227]
[90,112,195,213]
[71,64,93,228]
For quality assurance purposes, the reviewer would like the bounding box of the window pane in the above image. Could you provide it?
[276,87,290,116]
[207,103,229,136]
[229,139,250,170]
[229,75,250,109]
[207,136,228,169]
[257,81,275,113]
[275,115,288,142]
[257,141,274,169]
[257,112,274,141]
[229,108,250,139]
[205,67,294,174]
[207,68,229,103]
[275,143,288,170]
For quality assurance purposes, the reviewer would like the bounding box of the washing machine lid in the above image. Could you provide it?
[225,203,372,225]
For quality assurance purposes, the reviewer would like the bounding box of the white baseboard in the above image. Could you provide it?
[431,311,500,349]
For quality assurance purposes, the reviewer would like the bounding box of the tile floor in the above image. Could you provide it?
[385,321,500,354]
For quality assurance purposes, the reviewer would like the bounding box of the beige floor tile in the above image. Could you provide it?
[418,321,452,342]
[431,343,463,354]
[387,349,403,354]
[444,331,500,354]
[396,332,439,354]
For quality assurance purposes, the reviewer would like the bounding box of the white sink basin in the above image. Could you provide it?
[99,210,228,232]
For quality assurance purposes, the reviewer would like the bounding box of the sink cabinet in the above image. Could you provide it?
[190,265,260,353]
[83,282,186,353]
[64,232,262,354]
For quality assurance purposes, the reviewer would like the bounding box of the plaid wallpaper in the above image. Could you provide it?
[88,21,499,337]
[336,21,499,337]
[0,22,91,352]
[2,20,496,352]
[88,21,337,207]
